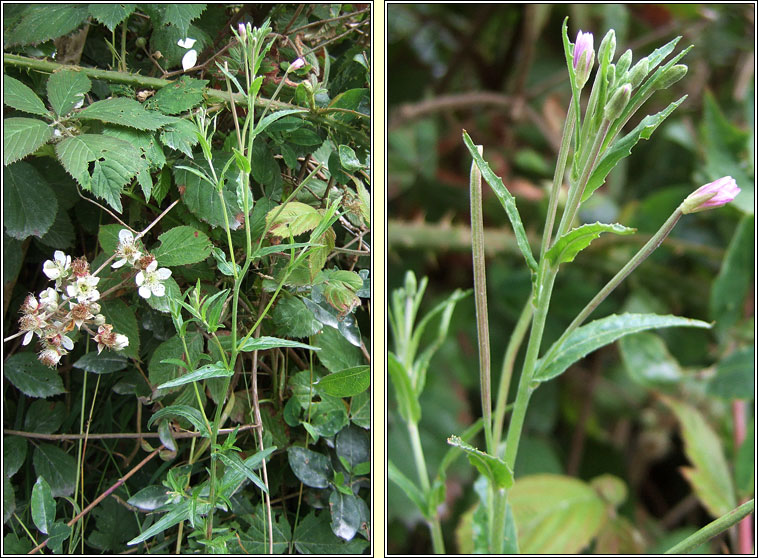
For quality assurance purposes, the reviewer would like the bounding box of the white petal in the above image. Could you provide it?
[156,268,172,280]
[177,37,197,49]
[43,262,60,280]
[54,250,66,263]
[112,258,127,269]
[67,285,77,297]
[152,283,166,297]
[61,335,74,350]
[139,286,152,299]
[135,271,145,286]
[118,229,134,244]
[23,331,33,345]
[182,49,198,71]
[146,260,158,273]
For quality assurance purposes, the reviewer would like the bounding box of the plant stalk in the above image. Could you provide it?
[664,499,754,554]
[408,421,445,554]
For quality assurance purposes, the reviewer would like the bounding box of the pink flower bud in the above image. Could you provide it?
[238,22,247,41]
[573,31,594,88]
[682,176,740,213]
[290,57,305,70]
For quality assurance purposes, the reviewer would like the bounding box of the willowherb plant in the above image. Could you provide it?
[390,17,745,555]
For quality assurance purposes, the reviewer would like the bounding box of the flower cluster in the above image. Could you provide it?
[111,230,172,300]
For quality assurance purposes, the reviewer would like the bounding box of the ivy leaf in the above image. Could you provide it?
[47,70,91,117]
[55,134,143,212]
[88,4,136,32]
[151,77,208,115]
[3,117,52,166]
[75,98,174,130]
[546,222,636,266]
[3,353,65,398]
[447,435,514,490]
[535,313,712,383]
[4,161,57,239]
[3,75,50,117]
[154,226,212,266]
[4,4,89,47]
[266,201,323,238]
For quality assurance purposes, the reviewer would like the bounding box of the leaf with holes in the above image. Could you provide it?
[55,134,143,212]
[4,117,52,166]
[47,70,91,116]
[152,77,208,115]
[75,98,174,130]
[3,75,50,117]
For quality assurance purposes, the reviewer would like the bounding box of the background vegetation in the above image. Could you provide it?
[387,4,753,554]
[4,3,370,554]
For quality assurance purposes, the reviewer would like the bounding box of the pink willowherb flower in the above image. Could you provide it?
[681,176,740,214]
[290,57,305,70]
[573,30,594,88]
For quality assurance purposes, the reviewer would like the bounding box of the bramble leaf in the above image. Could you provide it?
[3,161,57,239]
[154,226,212,266]
[88,4,136,32]
[76,98,174,130]
[3,75,50,117]
[47,70,91,117]
[3,117,52,166]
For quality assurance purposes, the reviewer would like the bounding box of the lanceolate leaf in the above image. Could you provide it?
[447,435,514,490]
[463,131,538,274]
[47,70,91,117]
[253,108,308,137]
[156,361,232,389]
[3,75,50,117]
[387,352,420,424]
[147,405,210,437]
[127,500,194,546]
[546,222,636,266]
[237,336,319,353]
[75,98,174,130]
[535,313,711,383]
[388,460,429,519]
[217,452,267,493]
[31,477,55,534]
[3,117,52,166]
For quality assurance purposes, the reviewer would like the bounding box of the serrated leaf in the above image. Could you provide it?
[231,505,291,554]
[266,201,323,238]
[147,404,210,438]
[4,353,65,398]
[463,131,538,274]
[55,134,143,212]
[156,361,232,389]
[154,225,211,266]
[158,4,206,36]
[159,118,199,157]
[31,477,55,534]
[37,209,75,249]
[3,161,57,239]
[3,75,49,117]
[535,313,712,383]
[72,352,128,374]
[585,96,687,201]
[76,98,173,130]
[32,444,76,497]
[660,395,737,517]
[388,352,420,424]
[447,435,513,489]
[88,4,136,32]
[3,117,52,165]
[287,447,331,488]
[100,299,139,359]
[152,77,208,115]
[24,400,65,434]
[271,295,321,338]
[316,366,369,398]
[315,268,362,313]
[547,222,636,266]
[308,226,336,281]
[4,4,89,47]
[237,335,319,353]
[47,70,91,117]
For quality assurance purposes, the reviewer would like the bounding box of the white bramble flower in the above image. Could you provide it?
[19,314,46,346]
[136,260,171,299]
[66,274,100,303]
[43,251,71,282]
[39,288,59,313]
[112,229,143,269]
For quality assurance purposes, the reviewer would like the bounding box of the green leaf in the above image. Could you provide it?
[710,216,754,337]
[3,75,49,117]
[735,423,754,498]
[75,98,174,130]
[24,401,64,434]
[237,336,319,353]
[585,96,687,201]
[47,70,91,117]
[535,313,712,383]
[619,332,684,387]
[509,474,607,553]
[216,452,267,493]
[338,144,364,172]
[100,299,139,360]
[335,425,369,470]
[329,490,361,541]
[31,477,55,534]
[315,366,369,398]
[312,326,364,373]
[463,131,538,274]
[271,295,321,338]
[266,201,323,238]
[55,134,143,212]
[88,3,136,31]
[159,118,199,157]
[4,4,89,47]
[32,444,76,498]
[46,521,71,554]
[126,486,171,512]
[3,117,52,166]
[152,77,208,115]
[3,477,15,525]
[253,108,308,137]
[156,361,232,389]
[148,332,203,391]
[87,496,138,551]
[72,352,128,374]
[97,223,125,254]
[546,222,636,266]
[126,500,194,546]
[232,505,291,554]
[350,391,370,429]
[388,460,428,518]
[287,446,331,488]
[154,225,211,266]
[37,209,75,249]
[3,161,57,239]
[147,404,210,438]
[293,511,369,554]
[315,269,362,314]
[706,347,755,400]
[660,395,737,517]
[218,447,276,496]
[157,4,206,36]
[4,353,65,398]
[447,435,513,489]
[387,352,420,423]
[4,437,28,478]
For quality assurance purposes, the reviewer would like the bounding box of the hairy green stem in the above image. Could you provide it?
[665,499,754,554]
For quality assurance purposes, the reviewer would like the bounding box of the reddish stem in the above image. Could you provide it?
[732,399,753,555]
